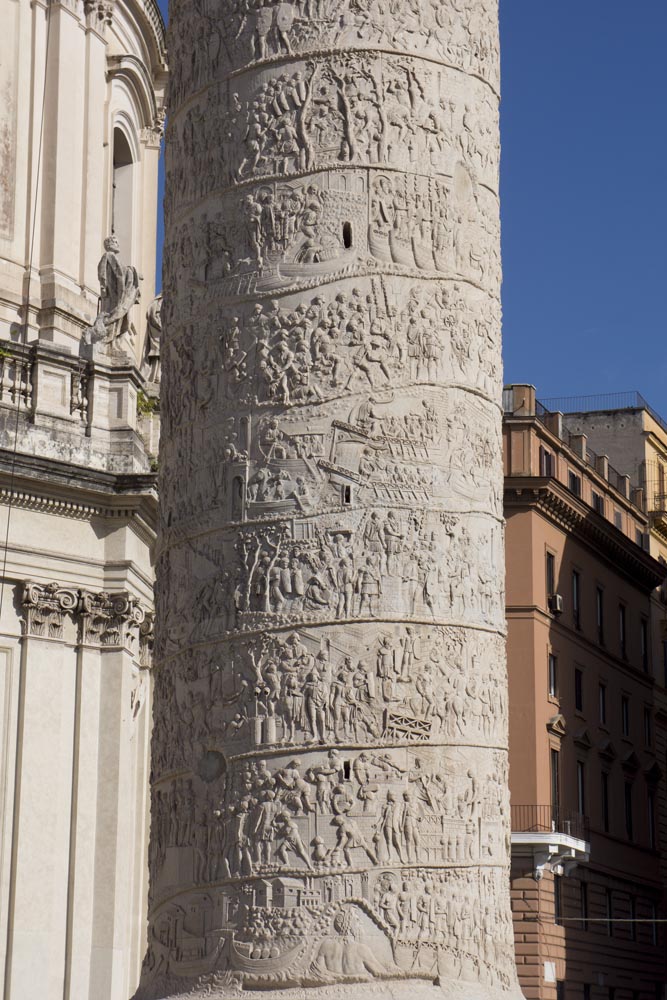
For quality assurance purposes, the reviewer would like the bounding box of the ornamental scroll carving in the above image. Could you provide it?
[19,581,150,654]
[79,591,145,649]
[21,582,78,640]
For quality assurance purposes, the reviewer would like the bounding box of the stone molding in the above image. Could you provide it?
[20,580,152,656]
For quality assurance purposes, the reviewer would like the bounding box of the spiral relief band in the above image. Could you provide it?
[135,1,523,998]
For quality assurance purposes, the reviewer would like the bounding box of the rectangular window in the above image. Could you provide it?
[596,587,605,645]
[569,470,582,496]
[601,771,610,833]
[592,490,605,515]
[584,987,591,1000]
[630,896,637,941]
[580,881,589,931]
[619,605,626,658]
[572,570,581,629]
[648,791,656,849]
[651,902,658,946]
[551,748,560,819]
[641,618,649,672]
[556,982,566,1000]
[599,683,607,725]
[625,782,634,841]
[644,707,653,747]
[606,890,614,936]
[546,551,556,599]
[622,695,630,737]
[548,653,558,698]
[614,510,623,530]
[540,446,554,477]
[554,874,562,926]
[575,668,583,712]
[577,761,586,816]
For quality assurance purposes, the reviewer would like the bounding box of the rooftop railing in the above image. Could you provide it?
[541,391,667,437]
[504,392,640,501]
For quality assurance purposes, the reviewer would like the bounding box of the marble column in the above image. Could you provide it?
[136,1,523,998]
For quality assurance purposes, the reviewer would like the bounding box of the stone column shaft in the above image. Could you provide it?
[138,1,523,998]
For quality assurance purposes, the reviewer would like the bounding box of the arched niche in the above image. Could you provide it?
[112,125,135,263]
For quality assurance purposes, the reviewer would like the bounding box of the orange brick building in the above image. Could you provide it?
[504,385,667,999]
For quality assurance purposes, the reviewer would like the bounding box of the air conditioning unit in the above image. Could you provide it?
[548,593,564,614]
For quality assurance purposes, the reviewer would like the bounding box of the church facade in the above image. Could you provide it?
[0,1,166,998]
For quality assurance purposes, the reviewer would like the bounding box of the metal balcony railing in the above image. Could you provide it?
[511,804,590,843]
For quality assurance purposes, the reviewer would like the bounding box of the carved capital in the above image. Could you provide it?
[21,581,78,640]
[140,109,166,148]
[139,611,155,667]
[79,591,145,649]
[83,0,114,30]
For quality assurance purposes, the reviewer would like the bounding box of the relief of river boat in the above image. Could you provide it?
[432,247,449,272]
[279,246,356,278]
[229,935,308,974]
[367,226,392,263]
[389,230,416,267]
[412,236,436,271]
[246,497,296,517]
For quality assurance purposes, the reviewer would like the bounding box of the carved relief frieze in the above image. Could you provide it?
[166,0,500,111]
[166,58,499,220]
[149,623,507,781]
[141,0,519,995]
[154,510,504,657]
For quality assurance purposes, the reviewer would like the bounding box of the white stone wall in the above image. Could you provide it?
[0,496,156,1000]
[0,2,166,995]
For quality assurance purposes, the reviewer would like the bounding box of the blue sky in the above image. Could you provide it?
[155,0,667,414]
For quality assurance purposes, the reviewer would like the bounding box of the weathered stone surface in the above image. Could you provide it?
[136,1,522,998]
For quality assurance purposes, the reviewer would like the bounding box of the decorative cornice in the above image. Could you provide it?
[621,750,640,774]
[0,452,157,538]
[505,477,666,591]
[573,727,593,751]
[547,713,567,738]
[598,738,617,762]
[644,761,662,785]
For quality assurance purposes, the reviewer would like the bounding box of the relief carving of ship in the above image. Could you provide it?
[388,229,416,268]
[367,226,392,263]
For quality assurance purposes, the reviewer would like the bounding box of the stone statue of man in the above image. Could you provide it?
[94,234,141,349]
[144,294,162,383]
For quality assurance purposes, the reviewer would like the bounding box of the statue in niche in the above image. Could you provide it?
[90,234,141,351]
[144,294,162,383]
